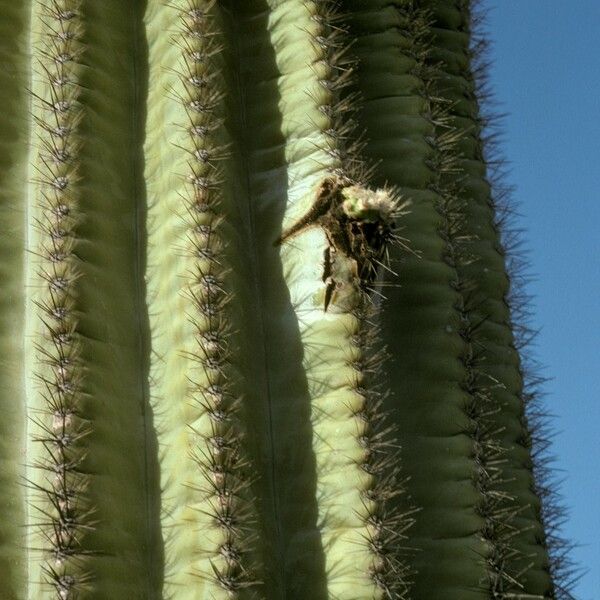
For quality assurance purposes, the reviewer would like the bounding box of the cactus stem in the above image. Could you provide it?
[26,2,89,597]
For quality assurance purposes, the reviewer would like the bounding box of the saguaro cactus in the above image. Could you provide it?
[0,1,573,599]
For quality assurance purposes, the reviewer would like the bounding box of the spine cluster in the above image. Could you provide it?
[402,5,524,595]
[29,1,89,597]
[305,1,411,596]
[174,3,255,595]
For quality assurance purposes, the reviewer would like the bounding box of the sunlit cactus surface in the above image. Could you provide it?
[0,1,574,599]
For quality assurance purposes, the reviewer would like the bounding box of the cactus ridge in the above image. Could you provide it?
[304,0,364,183]
[338,1,575,598]
[27,1,91,597]
[400,0,575,596]
[404,8,528,595]
[347,301,415,600]
[467,3,578,596]
[420,1,558,595]
[171,2,259,595]
[299,1,413,596]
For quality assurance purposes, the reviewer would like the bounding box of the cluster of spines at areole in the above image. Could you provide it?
[305,1,412,596]
[171,2,257,595]
[28,1,89,598]
[466,2,578,596]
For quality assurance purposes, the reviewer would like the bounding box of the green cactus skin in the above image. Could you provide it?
[0,1,572,599]
[145,3,260,596]
[24,1,164,598]
[0,2,30,595]
[25,2,89,595]
[343,0,571,598]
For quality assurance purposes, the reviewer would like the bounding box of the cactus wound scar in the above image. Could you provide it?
[277,176,398,310]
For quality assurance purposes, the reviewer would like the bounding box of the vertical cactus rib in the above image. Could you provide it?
[344,0,572,597]
[71,1,163,596]
[144,2,259,597]
[341,1,542,597]
[345,5,486,598]
[218,2,330,594]
[175,5,259,594]
[217,0,411,596]
[420,1,557,596]
[25,3,91,596]
[224,0,410,596]
[413,29,526,598]
[401,8,528,596]
[433,1,576,595]
[177,3,259,590]
[299,2,412,597]
[0,2,31,597]
[469,6,578,597]
[25,0,164,597]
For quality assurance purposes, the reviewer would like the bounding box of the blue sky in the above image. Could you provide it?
[485,2,600,597]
